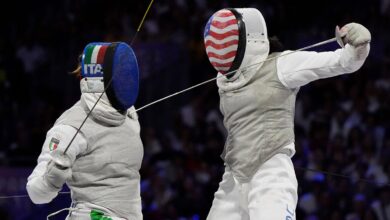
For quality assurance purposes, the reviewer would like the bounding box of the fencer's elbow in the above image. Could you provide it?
[26,181,54,204]
[343,63,364,74]
[340,44,369,73]
[26,189,45,204]
[29,196,50,204]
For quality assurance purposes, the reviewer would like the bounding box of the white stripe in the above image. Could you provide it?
[208,56,235,64]
[91,45,102,64]
[218,9,231,14]
[212,15,236,22]
[205,35,239,44]
[215,66,230,71]
[206,45,238,55]
[210,24,238,34]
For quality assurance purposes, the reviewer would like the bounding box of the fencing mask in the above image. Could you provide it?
[204,8,269,78]
[80,42,139,112]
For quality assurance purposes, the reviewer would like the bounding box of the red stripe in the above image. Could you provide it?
[97,45,109,64]
[211,62,233,67]
[207,50,237,60]
[205,39,239,50]
[210,24,238,32]
[211,19,238,29]
[215,11,235,17]
[207,30,239,40]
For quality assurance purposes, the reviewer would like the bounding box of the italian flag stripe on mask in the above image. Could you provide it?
[84,45,109,64]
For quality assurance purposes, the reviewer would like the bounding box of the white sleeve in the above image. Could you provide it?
[26,124,87,204]
[276,44,370,89]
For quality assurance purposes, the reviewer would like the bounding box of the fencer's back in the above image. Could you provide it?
[54,100,143,218]
[219,52,298,182]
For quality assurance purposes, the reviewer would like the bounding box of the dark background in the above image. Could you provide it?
[0,0,389,219]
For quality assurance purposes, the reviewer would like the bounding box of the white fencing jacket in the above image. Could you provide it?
[216,43,370,182]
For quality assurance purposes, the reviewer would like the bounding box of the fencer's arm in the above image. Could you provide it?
[26,124,87,204]
[276,23,371,89]
[276,43,370,89]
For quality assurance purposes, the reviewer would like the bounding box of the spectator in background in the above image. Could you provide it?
[1,0,389,219]
[371,187,390,220]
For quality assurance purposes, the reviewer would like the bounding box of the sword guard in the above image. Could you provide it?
[335,25,346,48]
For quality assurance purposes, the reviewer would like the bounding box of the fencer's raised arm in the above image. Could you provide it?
[276,23,371,89]
[26,124,87,204]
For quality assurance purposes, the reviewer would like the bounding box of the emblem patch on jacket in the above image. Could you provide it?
[49,137,60,151]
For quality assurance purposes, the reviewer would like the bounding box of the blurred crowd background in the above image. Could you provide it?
[1,0,390,219]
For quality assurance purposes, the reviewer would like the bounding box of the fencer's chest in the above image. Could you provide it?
[222,83,268,113]
[220,77,284,120]
[219,69,295,127]
[74,124,144,173]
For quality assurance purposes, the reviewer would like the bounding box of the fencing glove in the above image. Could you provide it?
[44,151,72,190]
[340,23,371,47]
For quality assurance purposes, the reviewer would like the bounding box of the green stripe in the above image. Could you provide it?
[90,210,112,220]
[84,45,96,64]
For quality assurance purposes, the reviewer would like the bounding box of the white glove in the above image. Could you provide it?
[43,151,72,190]
[339,23,371,47]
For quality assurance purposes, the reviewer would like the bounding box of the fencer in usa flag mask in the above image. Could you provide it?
[80,42,139,112]
[204,8,270,79]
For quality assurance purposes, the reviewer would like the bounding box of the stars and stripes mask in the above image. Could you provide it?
[204,8,270,78]
[204,9,241,75]
[80,42,139,111]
